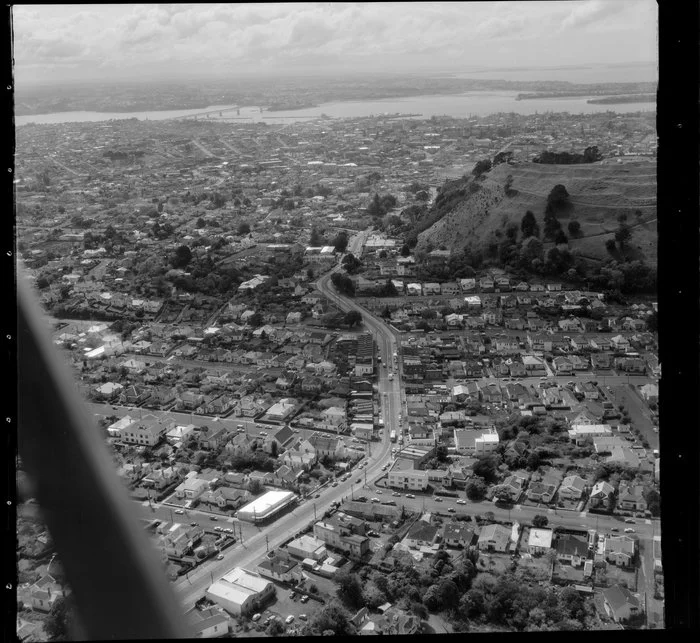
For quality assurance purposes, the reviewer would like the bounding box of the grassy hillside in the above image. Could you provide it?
[415,158,657,267]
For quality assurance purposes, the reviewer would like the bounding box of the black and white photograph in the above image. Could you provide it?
[11,2,668,639]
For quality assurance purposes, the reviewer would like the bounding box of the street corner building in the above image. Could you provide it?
[235,490,297,523]
[205,567,275,616]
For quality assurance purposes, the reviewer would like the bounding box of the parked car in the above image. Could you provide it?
[624,518,636,524]
[174,509,185,515]
[252,614,261,622]
[624,528,635,533]
[315,493,321,498]
[376,490,383,495]
[356,478,362,484]
[301,595,309,603]
[299,614,307,621]
[456,499,467,505]
[286,616,295,624]
[434,497,443,503]
[392,492,401,497]
[447,507,456,513]
[216,554,225,560]
[406,494,416,499]
[190,522,199,526]
[332,482,338,487]
[210,516,218,521]
[289,591,296,599]
[371,498,380,503]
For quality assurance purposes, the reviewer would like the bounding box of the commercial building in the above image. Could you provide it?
[568,424,613,446]
[387,469,428,491]
[453,427,500,455]
[206,568,275,616]
[286,534,328,561]
[236,490,297,523]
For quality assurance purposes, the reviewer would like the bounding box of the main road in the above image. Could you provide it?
[174,232,399,608]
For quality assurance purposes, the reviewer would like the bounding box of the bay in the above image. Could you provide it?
[14,89,654,127]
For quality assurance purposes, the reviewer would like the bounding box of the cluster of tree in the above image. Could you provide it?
[543,185,571,242]
[587,260,657,294]
[309,227,326,246]
[471,159,493,177]
[330,272,355,296]
[300,600,355,636]
[455,573,594,631]
[341,253,362,274]
[493,151,514,166]
[332,231,349,253]
[533,146,602,165]
[521,211,540,239]
[367,193,398,217]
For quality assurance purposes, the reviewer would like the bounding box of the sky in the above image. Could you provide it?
[12,1,658,86]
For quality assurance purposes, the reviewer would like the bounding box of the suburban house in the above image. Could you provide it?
[605,535,637,567]
[616,483,647,513]
[527,528,554,555]
[601,584,641,623]
[442,523,477,549]
[404,520,440,549]
[558,475,587,501]
[588,480,615,508]
[477,524,511,552]
[555,534,588,566]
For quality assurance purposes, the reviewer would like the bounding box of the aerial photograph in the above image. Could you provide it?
[13,1,662,639]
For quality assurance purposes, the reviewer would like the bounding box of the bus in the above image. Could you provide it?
[390,430,396,442]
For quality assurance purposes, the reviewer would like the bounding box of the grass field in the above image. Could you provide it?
[417,158,656,267]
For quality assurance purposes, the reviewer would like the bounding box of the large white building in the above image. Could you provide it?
[453,427,499,455]
[568,424,613,445]
[236,490,297,523]
[206,568,275,616]
[387,469,428,491]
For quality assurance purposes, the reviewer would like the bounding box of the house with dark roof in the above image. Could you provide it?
[555,534,589,566]
[477,523,511,552]
[442,523,477,548]
[405,521,440,549]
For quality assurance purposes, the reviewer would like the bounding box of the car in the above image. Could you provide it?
[216,554,225,560]
[624,518,636,524]
[285,616,295,624]
[367,530,380,537]
[174,509,185,515]
[190,522,199,526]
[332,482,338,487]
[624,528,635,533]
[252,614,261,622]
[356,478,362,484]
[611,527,619,532]
[447,507,456,513]
[371,498,380,503]
[392,492,401,497]
[315,493,321,498]
[406,494,416,499]
[289,591,296,599]
[456,499,467,505]
[210,516,218,521]
[434,497,443,502]
[214,526,223,532]
[301,595,309,603]
[259,431,267,437]
[652,427,658,433]
[299,614,308,621]
[376,490,383,495]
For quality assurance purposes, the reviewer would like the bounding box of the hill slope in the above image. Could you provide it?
[415,158,657,267]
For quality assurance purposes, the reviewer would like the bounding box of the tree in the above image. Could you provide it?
[472,159,492,177]
[335,569,363,607]
[331,272,355,296]
[605,238,617,254]
[554,230,568,245]
[472,455,499,483]
[380,306,392,319]
[310,227,325,246]
[344,310,363,327]
[237,222,250,235]
[466,478,487,501]
[341,253,362,274]
[266,619,284,636]
[44,596,74,640]
[547,184,570,209]
[400,244,411,257]
[521,211,539,238]
[532,514,549,528]
[332,231,349,253]
[567,220,582,237]
[171,245,192,268]
[614,223,632,249]
[211,192,226,208]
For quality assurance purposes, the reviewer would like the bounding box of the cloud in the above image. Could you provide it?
[561,0,628,30]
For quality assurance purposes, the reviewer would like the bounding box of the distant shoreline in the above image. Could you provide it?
[586,94,656,105]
